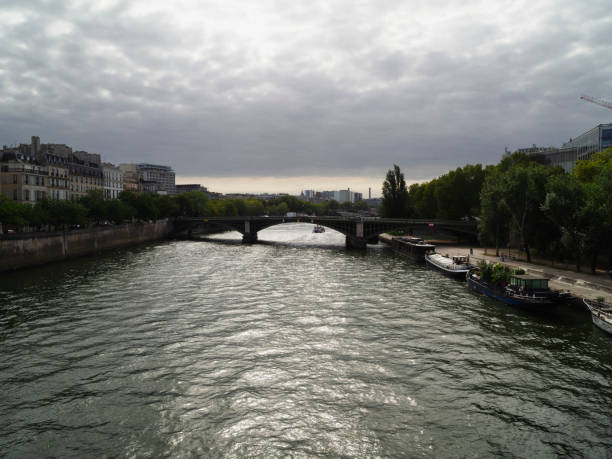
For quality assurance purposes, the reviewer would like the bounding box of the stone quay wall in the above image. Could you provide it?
[0,220,174,272]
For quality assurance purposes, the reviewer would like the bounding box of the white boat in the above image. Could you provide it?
[583,298,612,335]
[425,252,471,279]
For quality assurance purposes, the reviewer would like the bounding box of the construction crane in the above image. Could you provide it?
[580,94,612,110]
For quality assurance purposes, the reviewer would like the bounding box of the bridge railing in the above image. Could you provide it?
[177,215,477,228]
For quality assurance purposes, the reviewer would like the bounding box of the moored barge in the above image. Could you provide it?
[425,253,472,279]
[391,236,435,262]
[466,268,560,306]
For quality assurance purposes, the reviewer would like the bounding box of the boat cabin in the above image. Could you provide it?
[510,275,549,290]
[452,256,469,264]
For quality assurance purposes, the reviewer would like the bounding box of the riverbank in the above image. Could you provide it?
[0,220,174,272]
[380,234,612,303]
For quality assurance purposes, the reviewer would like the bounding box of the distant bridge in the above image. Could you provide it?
[175,216,478,248]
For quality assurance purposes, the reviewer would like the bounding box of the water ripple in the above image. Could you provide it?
[0,224,611,458]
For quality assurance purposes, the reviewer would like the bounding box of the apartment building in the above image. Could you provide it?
[0,151,48,203]
[103,163,123,199]
[69,151,103,200]
[119,163,176,195]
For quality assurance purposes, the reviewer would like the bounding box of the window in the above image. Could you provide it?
[12,175,17,184]
[13,190,18,200]
[603,129,612,148]
[24,190,30,201]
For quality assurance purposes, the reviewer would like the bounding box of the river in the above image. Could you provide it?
[0,224,610,457]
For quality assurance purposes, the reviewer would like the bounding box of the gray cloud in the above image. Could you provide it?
[1,0,611,183]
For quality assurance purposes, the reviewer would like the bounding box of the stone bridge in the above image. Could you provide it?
[175,216,478,248]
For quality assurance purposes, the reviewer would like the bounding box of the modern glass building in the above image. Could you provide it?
[557,123,612,170]
[532,123,612,171]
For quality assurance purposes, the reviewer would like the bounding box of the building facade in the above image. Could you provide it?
[47,163,70,201]
[103,163,124,199]
[138,163,175,195]
[523,124,612,172]
[0,151,48,204]
[119,163,140,192]
[120,163,176,195]
[69,151,103,199]
[176,184,208,194]
[560,123,612,163]
[333,189,363,203]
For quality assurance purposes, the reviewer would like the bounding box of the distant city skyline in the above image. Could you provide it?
[1,0,611,187]
[177,174,390,197]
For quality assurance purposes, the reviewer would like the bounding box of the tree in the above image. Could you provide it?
[381,165,410,218]
[41,200,88,229]
[154,195,180,219]
[573,148,612,183]
[353,200,368,211]
[574,149,612,271]
[541,174,588,271]
[79,190,107,223]
[433,165,485,219]
[0,196,29,228]
[498,162,558,262]
[176,191,210,217]
[479,171,510,256]
[244,199,265,216]
[409,181,437,218]
[105,199,135,223]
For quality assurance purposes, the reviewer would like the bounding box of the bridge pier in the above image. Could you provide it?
[367,235,379,244]
[242,232,258,243]
[345,236,367,249]
[242,221,258,243]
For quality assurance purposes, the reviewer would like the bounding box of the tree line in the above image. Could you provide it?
[381,148,612,271]
[0,190,372,232]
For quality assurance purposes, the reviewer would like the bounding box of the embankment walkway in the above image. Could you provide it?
[438,246,612,303]
[379,233,612,303]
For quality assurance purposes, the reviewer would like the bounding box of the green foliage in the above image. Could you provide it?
[408,163,486,219]
[478,169,510,251]
[541,173,588,270]
[435,164,486,219]
[0,195,29,227]
[175,191,210,217]
[267,201,289,216]
[381,165,410,218]
[79,190,107,223]
[477,260,518,286]
[40,199,88,228]
[572,148,612,183]
[474,153,561,262]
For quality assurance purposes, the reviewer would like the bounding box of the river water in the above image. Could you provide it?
[0,224,610,458]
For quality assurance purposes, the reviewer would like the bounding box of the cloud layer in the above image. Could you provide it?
[1,0,611,184]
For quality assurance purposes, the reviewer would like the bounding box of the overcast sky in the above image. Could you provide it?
[1,0,611,194]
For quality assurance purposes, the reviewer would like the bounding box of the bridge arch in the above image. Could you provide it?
[176,216,478,247]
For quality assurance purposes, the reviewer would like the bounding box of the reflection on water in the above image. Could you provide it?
[1,224,611,457]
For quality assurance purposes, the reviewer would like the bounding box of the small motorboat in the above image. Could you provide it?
[425,252,471,279]
[583,298,612,335]
[313,225,325,233]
